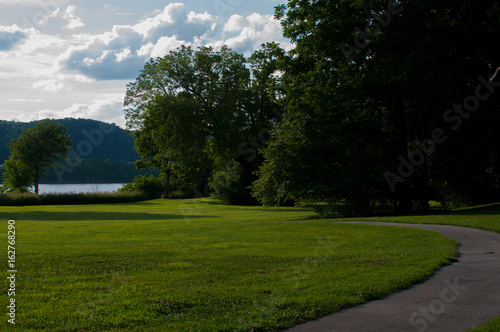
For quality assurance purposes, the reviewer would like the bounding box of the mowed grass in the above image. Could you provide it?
[334,203,500,234]
[0,198,458,331]
[467,317,500,331]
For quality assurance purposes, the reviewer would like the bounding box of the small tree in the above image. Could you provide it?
[3,119,72,194]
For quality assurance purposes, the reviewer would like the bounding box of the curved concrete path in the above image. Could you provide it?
[285,222,500,332]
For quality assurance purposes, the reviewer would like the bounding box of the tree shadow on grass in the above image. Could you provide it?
[3,211,216,222]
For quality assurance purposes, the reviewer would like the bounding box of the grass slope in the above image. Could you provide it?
[1,198,458,331]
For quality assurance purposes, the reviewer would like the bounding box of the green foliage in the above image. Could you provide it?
[208,157,258,205]
[253,0,500,213]
[0,191,148,206]
[2,158,33,193]
[3,119,72,194]
[119,175,166,198]
[125,45,283,204]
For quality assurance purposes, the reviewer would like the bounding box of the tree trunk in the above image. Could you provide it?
[35,168,40,195]
[164,171,171,199]
[392,94,412,214]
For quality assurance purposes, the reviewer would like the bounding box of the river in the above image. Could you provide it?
[37,183,124,194]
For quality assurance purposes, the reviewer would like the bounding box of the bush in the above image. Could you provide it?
[119,175,165,198]
[0,191,149,206]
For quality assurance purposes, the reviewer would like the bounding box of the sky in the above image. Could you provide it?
[0,0,291,127]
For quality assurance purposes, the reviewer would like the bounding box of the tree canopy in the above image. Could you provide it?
[252,0,500,214]
[2,120,73,194]
[124,0,500,214]
[125,45,282,203]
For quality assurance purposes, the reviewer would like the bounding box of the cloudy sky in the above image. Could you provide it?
[0,0,290,127]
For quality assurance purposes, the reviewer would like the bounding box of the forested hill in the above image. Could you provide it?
[0,118,154,184]
[0,118,139,164]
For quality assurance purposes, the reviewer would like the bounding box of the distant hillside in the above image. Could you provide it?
[0,118,156,184]
[0,118,139,164]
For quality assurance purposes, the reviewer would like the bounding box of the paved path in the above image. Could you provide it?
[284,222,500,332]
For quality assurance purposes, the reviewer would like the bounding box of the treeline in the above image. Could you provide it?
[1,118,146,184]
[41,158,159,184]
[0,118,139,164]
[124,0,500,214]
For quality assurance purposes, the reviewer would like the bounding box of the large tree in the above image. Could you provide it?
[3,119,72,194]
[253,0,500,214]
[125,45,282,203]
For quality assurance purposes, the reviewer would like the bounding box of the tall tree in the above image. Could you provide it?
[3,119,72,194]
[132,93,210,198]
[125,45,282,203]
[253,0,500,214]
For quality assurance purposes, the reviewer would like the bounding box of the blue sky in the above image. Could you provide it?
[0,0,290,126]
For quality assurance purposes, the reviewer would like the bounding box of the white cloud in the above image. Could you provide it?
[218,13,288,54]
[115,47,132,62]
[37,7,61,26]
[57,5,288,81]
[0,0,56,5]
[63,6,85,30]
[151,36,183,58]
[0,25,35,51]
[224,15,245,33]
[59,3,217,80]
[11,98,45,102]
[24,94,126,126]
[33,79,70,92]
[0,2,292,127]
[37,5,84,30]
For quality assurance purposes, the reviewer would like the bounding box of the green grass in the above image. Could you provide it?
[467,317,500,331]
[0,198,458,331]
[334,203,500,234]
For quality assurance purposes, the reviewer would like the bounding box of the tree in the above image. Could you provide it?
[2,158,33,193]
[125,45,282,203]
[253,0,500,214]
[3,119,72,194]
[132,93,210,198]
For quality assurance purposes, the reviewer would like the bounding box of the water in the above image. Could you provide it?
[38,183,124,194]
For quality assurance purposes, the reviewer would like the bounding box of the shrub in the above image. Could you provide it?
[119,175,165,198]
[0,191,149,206]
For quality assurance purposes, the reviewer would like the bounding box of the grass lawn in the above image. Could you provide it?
[334,203,500,234]
[0,198,459,331]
